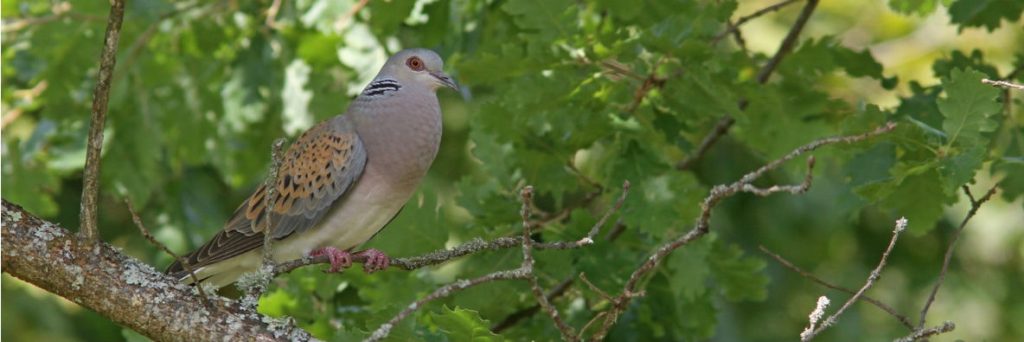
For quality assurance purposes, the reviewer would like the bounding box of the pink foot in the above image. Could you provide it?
[354,249,391,273]
[310,247,353,272]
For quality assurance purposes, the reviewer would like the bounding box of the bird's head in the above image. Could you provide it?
[382,48,458,92]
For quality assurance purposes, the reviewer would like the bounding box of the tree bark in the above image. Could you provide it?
[1,199,310,342]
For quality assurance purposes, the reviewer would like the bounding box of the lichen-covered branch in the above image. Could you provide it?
[1,200,310,342]
[894,321,956,342]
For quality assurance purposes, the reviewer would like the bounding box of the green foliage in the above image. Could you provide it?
[948,0,1024,31]
[2,0,1022,341]
[422,306,504,342]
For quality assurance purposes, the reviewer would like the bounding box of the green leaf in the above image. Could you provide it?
[889,0,947,15]
[709,241,767,301]
[668,237,712,300]
[503,0,575,42]
[939,68,1001,146]
[425,306,504,342]
[366,0,418,37]
[880,170,951,233]
[948,0,1024,32]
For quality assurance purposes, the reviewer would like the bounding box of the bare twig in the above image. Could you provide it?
[80,0,126,242]
[894,321,955,342]
[125,201,211,308]
[491,181,630,333]
[759,246,914,329]
[240,138,287,303]
[363,268,529,342]
[334,0,370,31]
[916,185,998,328]
[756,0,819,83]
[589,123,896,341]
[676,116,736,170]
[712,0,801,45]
[982,78,1024,91]
[274,181,631,275]
[361,183,631,341]
[520,187,578,341]
[265,0,283,28]
[803,217,908,341]
[1,81,49,129]
[0,2,104,33]
[799,296,830,341]
[491,278,575,332]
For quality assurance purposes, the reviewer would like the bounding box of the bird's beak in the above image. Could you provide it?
[430,71,459,91]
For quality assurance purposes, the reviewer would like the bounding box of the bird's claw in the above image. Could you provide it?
[355,249,391,273]
[310,247,353,273]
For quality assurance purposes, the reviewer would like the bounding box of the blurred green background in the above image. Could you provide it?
[2,0,1022,341]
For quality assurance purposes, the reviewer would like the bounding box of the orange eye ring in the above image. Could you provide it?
[406,56,425,71]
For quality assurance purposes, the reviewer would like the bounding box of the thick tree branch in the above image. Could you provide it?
[1,200,310,341]
[80,0,126,242]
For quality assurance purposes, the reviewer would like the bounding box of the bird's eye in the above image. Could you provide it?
[406,57,425,71]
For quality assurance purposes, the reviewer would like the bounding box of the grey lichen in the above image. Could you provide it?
[67,264,85,290]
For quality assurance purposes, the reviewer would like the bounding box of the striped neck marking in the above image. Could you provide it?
[362,78,402,97]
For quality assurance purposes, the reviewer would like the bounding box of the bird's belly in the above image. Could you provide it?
[271,171,408,262]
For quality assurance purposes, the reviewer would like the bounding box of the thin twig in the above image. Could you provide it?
[491,278,575,333]
[274,181,631,275]
[334,0,370,31]
[265,0,283,28]
[982,78,1024,91]
[241,138,287,302]
[520,187,578,341]
[359,183,631,341]
[79,0,126,242]
[363,268,530,342]
[676,116,736,170]
[0,2,104,33]
[712,0,801,45]
[589,123,896,341]
[803,217,908,341]
[759,246,914,329]
[894,321,955,342]
[916,185,998,328]
[756,0,819,84]
[491,181,630,333]
[125,201,212,308]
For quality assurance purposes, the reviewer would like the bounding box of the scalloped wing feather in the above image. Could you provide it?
[167,117,367,275]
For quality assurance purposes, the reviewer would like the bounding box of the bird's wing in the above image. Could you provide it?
[167,117,367,275]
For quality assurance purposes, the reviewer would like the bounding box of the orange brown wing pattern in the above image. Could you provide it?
[167,117,367,276]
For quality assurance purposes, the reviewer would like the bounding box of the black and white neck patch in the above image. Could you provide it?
[362,78,402,97]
